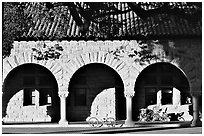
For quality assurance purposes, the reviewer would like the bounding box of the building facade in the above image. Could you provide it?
[2,39,202,126]
[2,2,202,127]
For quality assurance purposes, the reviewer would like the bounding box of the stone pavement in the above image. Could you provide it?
[2,121,200,134]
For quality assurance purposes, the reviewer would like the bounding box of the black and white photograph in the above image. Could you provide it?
[1,1,202,134]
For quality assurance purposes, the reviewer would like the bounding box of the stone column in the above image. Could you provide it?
[173,88,181,106]
[124,91,135,127]
[58,91,69,127]
[191,93,202,127]
[157,90,162,107]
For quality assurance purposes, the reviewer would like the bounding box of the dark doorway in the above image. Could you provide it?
[67,63,125,121]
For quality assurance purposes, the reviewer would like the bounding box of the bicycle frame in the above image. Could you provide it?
[139,108,170,122]
[88,117,116,127]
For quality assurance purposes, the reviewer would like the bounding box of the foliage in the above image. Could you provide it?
[108,40,161,65]
[32,43,63,60]
[108,40,186,65]
[2,2,31,58]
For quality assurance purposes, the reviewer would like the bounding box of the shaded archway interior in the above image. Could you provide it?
[133,62,190,120]
[67,63,125,121]
[2,63,60,123]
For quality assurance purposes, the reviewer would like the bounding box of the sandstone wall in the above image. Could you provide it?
[2,39,201,123]
[3,90,51,123]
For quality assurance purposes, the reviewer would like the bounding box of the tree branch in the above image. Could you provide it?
[44,2,201,35]
[92,9,132,19]
[47,2,84,26]
[127,2,201,22]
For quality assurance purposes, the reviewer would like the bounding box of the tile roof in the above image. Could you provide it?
[22,2,201,40]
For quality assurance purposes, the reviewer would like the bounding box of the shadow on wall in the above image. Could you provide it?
[2,89,54,123]
[87,88,116,121]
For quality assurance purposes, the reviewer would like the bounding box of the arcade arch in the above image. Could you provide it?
[2,63,60,123]
[67,63,126,121]
[133,62,190,120]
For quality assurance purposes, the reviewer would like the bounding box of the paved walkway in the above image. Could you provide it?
[2,121,198,134]
[125,127,202,134]
[2,121,190,127]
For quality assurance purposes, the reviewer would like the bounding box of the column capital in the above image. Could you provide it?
[58,91,69,98]
[124,91,135,98]
[124,80,135,98]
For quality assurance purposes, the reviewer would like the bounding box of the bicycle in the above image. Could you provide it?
[139,108,154,122]
[176,112,185,121]
[151,108,170,122]
[88,116,116,127]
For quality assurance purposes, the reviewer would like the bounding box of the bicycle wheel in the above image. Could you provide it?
[161,116,170,122]
[88,117,99,127]
[106,117,115,127]
[161,114,170,122]
[139,113,147,122]
[152,113,159,122]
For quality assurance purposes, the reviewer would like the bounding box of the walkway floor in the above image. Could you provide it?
[2,121,191,127]
[2,121,197,134]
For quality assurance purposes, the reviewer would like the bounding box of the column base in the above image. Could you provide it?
[59,120,69,127]
[191,119,202,127]
[125,120,135,127]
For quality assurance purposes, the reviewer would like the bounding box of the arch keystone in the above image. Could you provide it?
[93,52,98,62]
[89,52,94,63]
[97,51,103,63]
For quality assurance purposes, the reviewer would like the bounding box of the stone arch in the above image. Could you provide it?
[62,51,129,92]
[121,58,184,97]
[132,58,189,86]
[2,62,61,123]
[134,61,191,99]
[133,61,191,120]
[66,63,126,121]
[3,53,66,92]
[136,61,190,88]
[135,57,199,95]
